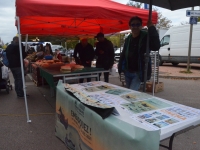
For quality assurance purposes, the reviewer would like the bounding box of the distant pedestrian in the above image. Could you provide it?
[44,43,53,56]
[36,44,44,60]
[95,33,114,83]
[54,49,62,61]
[5,36,28,98]
[37,44,44,52]
[118,16,160,91]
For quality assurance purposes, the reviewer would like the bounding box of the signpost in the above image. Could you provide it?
[186,8,200,72]
[186,10,200,17]
[189,16,198,24]
[144,3,149,9]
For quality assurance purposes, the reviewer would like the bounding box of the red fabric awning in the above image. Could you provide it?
[16,0,158,37]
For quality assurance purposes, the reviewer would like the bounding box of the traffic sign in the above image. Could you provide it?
[186,10,200,17]
[189,17,198,24]
[144,3,149,9]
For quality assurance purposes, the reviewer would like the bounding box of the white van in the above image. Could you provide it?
[51,45,63,52]
[159,23,200,66]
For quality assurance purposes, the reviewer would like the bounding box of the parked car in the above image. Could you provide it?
[65,49,74,57]
[59,48,67,56]
[159,23,200,66]
[51,45,64,53]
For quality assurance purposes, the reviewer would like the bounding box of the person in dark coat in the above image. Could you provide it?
[95,33,114,83]
[73,38,95,83]
[5,36,28,98]
[118,16,160,91]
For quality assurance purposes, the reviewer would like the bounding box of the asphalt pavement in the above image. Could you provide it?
[0,63,200,150]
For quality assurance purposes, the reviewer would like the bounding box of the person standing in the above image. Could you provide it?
[6,36,28,98]
[95,33,114,83]
[54,49,62,61]
[44,43,53,56]
[73,38,95,83]
[35,44,44,60]
[118,16,160,91]
[37,44,44,52]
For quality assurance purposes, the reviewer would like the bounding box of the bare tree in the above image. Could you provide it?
[155,8,172,29]
[180,21,189,25]
[180,17,200,25]
[126,2,172,29]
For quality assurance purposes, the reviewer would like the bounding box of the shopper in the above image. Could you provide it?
[118,16,160,91]
[54,49,62,61]
[73,38,95,83]
[44,43,53,56]
[6,36,28,98]
[95,33,114,83]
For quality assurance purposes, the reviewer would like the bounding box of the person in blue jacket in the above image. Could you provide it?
[118,16,160,91]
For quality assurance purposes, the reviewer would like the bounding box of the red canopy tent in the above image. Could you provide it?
[16,0,158,37]
[15,0,158,122]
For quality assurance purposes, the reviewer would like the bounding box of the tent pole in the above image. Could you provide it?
[25,34,28,52]
[152,52,156,96]
[142,0,153,92]
[16,16,31,123]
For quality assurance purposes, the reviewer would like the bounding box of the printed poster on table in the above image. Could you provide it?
[64,83,114,109]
[130,105,200,130]
[84,85,115,92]
[55,81,161,150]
[64,81,200,131]
[121,98,172,114]
[121,92,153,102]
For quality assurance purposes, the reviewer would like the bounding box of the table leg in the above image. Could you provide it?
[63,76,65,83]
[160,133,175,150]
[168,133,175,150]
[97,73,99,81]
[50,87,54,97]
[42,77,44,86]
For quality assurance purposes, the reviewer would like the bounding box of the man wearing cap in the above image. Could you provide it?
[118,16,160,91]
[73,38,95,83]
[95,33,114,83]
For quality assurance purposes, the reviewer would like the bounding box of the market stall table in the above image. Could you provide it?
[55,81,200,150]
[39,67,109,96]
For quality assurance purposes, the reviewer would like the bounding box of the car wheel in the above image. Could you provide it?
[6,86,9,94]
[172,62,179,66]
[159,55,163,66]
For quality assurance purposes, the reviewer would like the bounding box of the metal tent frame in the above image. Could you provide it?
[16,16,31,123]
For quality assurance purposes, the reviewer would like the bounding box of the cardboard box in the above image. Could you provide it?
[146,82,164,93]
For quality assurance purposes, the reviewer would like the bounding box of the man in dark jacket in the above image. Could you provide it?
[95,33,114,83]
[73,38,95,83]
[118,16,160,91]
[6,36,27,98]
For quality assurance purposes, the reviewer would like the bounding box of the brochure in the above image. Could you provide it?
[121,98,172,114]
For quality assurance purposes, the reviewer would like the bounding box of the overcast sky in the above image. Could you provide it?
[0,0,16,44]
[114,0,200,24]
[0,0,199,44]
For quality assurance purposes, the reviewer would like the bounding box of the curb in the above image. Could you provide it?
[159,75,200,80]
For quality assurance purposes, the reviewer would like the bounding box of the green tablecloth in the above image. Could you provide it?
[39,67,105,89]
[55,81,160,150]
[39,68,55,88]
